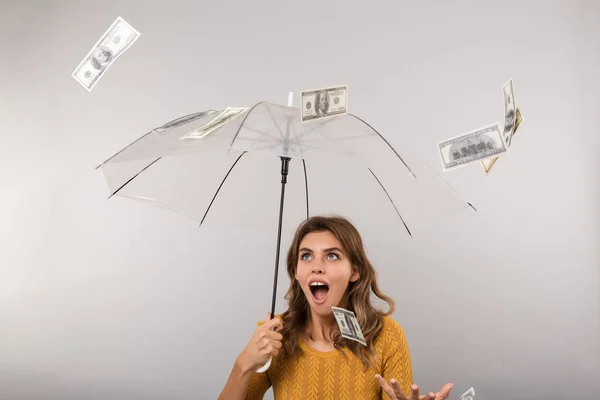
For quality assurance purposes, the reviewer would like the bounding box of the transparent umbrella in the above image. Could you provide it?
[96,100,475,369]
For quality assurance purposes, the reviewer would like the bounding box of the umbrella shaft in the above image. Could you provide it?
[271,156,291,318]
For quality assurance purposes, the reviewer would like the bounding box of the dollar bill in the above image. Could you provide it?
[72,17,140,92]
[481,107,523,173]
[438,122,508,172]
[181,107,249,139]
[514,107,523,132]
[332,307,366,346]
[301,85,347,122]
[153,110,218,135]
[502,78,517,146]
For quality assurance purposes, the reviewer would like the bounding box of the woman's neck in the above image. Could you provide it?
[305,310,337,342]
[305,297,351,342]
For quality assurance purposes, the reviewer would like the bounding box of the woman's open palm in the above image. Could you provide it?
[375,374,453,400]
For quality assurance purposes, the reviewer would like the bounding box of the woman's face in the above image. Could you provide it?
[295,230,359,317]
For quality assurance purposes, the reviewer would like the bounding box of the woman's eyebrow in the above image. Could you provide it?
[324,247,343,253]
[299,247,343,253]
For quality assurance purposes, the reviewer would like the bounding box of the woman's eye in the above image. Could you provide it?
[327,253,340,260]
[301,253,311,260]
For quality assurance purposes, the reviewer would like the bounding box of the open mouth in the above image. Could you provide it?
[309,282,329,304]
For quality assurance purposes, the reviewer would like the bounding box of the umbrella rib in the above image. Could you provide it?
[293,116,337,140]
[422,164,477,212]
[368,168,412,237]
[238,126,284,149]
[96,110,221,169]
[229,102,266,149]
[108,157,162,199]
[239,125,282,141]
[290,133,372,143]
[348,113,416,178]
[302,159,309,219]
[96,131,153,169]
[264,103,286,140]
[200,151,247,227]
[233,136,285,144]
[287,122,307,157]
[287,142,356,158]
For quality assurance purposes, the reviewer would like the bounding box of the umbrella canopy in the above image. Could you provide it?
[96,101,475,373]
[97,102,474,234]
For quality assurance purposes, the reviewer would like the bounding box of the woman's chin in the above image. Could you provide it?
[308,296,342,316]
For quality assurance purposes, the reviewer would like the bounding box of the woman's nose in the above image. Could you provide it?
[312,264,324,274]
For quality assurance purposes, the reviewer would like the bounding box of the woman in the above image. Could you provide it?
[218,216,454,400]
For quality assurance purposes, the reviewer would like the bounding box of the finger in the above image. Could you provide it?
[269,338,283,349]
[437,383,454,399]
[374,374,397,399]
[409,384,421,400]
[268,330,283,342]
[266,316,283,331]
[418,393,436,400]
[274,320,283,332]
[269,345,279,356]
[390,379,407,399]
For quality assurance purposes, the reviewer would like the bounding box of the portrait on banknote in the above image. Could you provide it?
[504,108,515,138]
[91,46,113,70]
[344,313,358,338]
[315,90,330,116]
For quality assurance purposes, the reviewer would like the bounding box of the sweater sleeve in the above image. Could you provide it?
[244,370,271,400]
[380,317,413,397]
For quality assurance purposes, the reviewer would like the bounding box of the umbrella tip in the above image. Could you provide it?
[468,202,477,212]
[287,92,293,107]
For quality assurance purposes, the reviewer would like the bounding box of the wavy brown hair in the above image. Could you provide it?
[279,215,395,370]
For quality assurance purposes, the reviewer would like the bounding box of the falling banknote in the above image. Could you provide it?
[181,107,249,139]
[152,110,218,135]
[502,78,517,146]
[514,107,523,132]
[482,107,523,173]
[72,17,140,92]
[332,307,366,346]
[301,85,347,122]
[437,122,508,172]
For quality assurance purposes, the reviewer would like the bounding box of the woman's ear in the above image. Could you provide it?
[349,268,360,282]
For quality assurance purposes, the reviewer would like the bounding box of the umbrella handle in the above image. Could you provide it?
[255,357,272,373]
[255,319,275,373]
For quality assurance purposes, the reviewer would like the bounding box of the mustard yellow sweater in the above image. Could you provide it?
[245,315,413,399]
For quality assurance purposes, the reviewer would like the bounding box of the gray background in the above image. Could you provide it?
[1,1,598,399]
